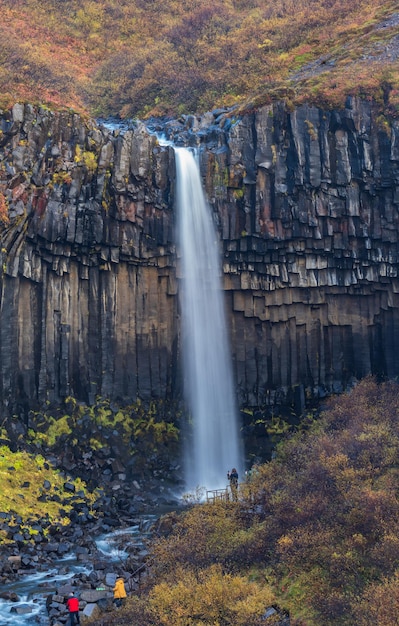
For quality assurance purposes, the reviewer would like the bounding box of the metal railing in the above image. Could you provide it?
[206,484,241,503]
[206,487,230,503]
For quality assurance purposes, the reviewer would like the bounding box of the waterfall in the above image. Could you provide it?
[175,147,242,491]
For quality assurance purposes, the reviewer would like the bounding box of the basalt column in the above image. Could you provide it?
[2,100,399,415]
[0,106,179,414]
[203,99,399,406]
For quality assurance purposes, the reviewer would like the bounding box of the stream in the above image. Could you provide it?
[95,515,156,562]
[0,557,91,625]
[0,514,158,625]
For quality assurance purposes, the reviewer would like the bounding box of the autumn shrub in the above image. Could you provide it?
[151,501,247,576]
[0,0,398,117]
[148,563,276,626]
[353,570,399,626]
[81,378,399,626]
[140,378,399,626]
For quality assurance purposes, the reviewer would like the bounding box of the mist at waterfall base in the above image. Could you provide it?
[175,147,243,492]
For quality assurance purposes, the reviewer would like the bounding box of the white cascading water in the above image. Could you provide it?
[175,147,242,491]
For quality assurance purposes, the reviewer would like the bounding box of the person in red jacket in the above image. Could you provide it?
[66,592,80,625]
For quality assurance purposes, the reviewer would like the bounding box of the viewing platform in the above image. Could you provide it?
[206,485,241,503]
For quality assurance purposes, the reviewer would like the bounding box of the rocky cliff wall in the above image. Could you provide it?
[205,100,399,407]
[0,99,398,416]
[0,105,179,415]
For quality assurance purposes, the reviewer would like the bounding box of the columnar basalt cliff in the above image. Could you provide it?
[1,99,398,416]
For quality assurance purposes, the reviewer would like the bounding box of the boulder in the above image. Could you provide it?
[80,589,111,603]
[58,543,71,554]
[0,590,19,601]
[52,594,66,604]
[10,604,33,614]
[42,542,60,553]
[57,584,74,596]
[105,572,117,587]
[82,603,101,621]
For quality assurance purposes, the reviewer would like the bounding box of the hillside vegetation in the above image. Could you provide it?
[89,378,399,626]
[0,0,399,117]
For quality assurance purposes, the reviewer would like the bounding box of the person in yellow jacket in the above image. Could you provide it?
[113,577,127,608]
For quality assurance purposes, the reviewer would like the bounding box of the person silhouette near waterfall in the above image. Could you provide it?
[227,468,239,501]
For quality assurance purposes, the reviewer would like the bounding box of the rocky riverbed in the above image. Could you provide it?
[0,478,181,624]
[0,384,185,623]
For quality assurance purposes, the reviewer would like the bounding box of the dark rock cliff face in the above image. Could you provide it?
[0,99,398,416]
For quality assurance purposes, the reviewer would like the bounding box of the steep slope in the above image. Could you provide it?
[0,0,398,118]
[83,379,399,626]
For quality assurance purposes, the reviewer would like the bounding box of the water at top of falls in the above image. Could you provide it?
[175,147,243,492]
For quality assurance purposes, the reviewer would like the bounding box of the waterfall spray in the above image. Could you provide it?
[175,147,242,491]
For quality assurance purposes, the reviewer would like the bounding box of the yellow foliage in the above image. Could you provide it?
[74,145,98,173]
[0,445,96,527]
[52,171,73,186]
[149,564,275,625]
[277,535,294,550]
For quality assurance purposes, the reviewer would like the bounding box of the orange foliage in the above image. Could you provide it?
[84,378,399,626]
[149,379,399,626]
[0,0,397,117]
[0,192,9,225]
[353,571,399,626]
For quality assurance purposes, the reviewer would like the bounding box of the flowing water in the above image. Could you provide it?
[0,128,243,624]
[95,515,157,561]
[0,556,91,625]
[175,147,243,491]
[0,518,157,625]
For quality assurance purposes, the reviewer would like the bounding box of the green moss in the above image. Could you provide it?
[89,437,105,450]
[292,52,314,69]
[212,159,229,189]
[26,396,181,477]
[233,187,245,200]
[0,445,96,531]
[28,414,72,447]
[376,113,392,136]
[266,416,291,437]
[74,145,98,173]
[305,119,318,140]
